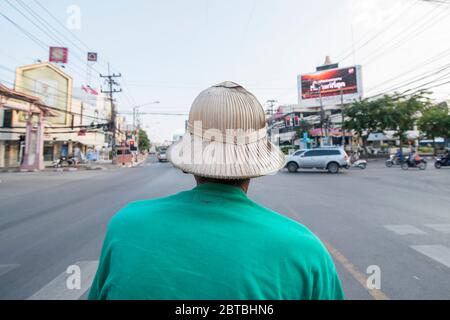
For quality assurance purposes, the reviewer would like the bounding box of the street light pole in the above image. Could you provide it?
[132,101,160,152]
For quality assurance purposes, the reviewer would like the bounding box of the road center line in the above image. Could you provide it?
[322,240,390,300]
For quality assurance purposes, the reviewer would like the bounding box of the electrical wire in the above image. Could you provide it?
[367,62,450,97]
[3,0,97,80]
[365,46,450,93]
[336,0,422,63]
[361,2,450,67]
[0,77,111,122]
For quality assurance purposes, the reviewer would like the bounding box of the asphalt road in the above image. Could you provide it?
[0,156,449,299]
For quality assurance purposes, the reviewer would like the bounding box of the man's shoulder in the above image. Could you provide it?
[108,190,191,228]
[247,201,328,255]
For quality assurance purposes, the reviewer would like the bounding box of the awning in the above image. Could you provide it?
[367,133,392,141]
[419,138,445,144]
[309,128,352,137]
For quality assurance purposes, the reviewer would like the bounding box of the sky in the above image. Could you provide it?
[1,0,450,143]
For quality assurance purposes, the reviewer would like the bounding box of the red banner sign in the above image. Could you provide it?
[49,47,69,64]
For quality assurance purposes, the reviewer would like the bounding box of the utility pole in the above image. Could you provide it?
[133,106,140,152]
[318,85,326,146]
[340,88,345,148]
[100,63,122,164]
[266,99,277,116]
[131,101,159,152]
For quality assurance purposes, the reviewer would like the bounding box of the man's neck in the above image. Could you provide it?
[194,176,250,194]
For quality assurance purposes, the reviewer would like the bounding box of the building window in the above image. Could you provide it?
[44,145,54,162]
[3,110,13,128]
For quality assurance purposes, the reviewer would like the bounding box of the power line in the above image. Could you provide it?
[0,77,110,122]
[0,12,48,50]
[0,11,87,80]
[365,46,450,93]
[336,0,422,63]
[27,1,140,114]
[366,76,450,100]
[3,0,98,80]
[33,0,113,74]
[395,74,450,97]
[0,65,111,122]
[29,0,104,75]
[361,2,450,67]
[367,62,450,97]
[21,0,89,55]
[134,112,189,116]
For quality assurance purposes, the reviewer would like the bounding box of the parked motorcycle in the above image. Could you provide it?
[347,153,367,169]
[401,158,427,170]
[434,155,450,169]
[385,154,402,167]
[66,155,78,166]
[52,155,78,168]
[52,156,67,168]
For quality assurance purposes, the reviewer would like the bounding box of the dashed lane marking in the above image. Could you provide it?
[410,245,450,269]
[27,260,98,300]
[0,264,20,277]
[384,225,427,235]
[424,224,450,234]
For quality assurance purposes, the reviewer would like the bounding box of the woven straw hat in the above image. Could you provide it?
[167,81,286,179]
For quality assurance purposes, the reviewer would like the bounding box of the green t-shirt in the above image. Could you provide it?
[88,183,344,300]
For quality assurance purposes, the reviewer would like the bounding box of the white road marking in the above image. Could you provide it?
[27,260,98,300]
[424,224,450,234]
[410,245,450,268]
[384,225,427,235]
[0,264,20,277]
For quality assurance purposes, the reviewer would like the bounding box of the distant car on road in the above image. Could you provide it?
[156,147,168,162]
[285,147,349,174]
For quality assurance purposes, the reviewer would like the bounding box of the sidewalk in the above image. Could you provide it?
[0,156,148,173]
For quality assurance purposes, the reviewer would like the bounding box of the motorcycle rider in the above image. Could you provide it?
[395,148,403,162]
[440,149,450,164]
[443,149,450,161]
[408,148,416,165]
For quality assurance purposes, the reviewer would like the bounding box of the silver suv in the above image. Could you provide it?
[286,147,349,174]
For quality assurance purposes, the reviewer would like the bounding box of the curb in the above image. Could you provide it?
[52,167,78,172]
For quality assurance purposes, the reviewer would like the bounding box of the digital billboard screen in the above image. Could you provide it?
[298,65,362,107]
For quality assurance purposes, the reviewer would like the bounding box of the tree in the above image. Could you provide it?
[386,94,428,148]
[294,119,312,140]
[343,96,393,154]
[138,128,151,152]
[417,102,450,155]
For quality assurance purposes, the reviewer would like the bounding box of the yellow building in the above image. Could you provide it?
[0,62,124,168]
[0,83,56,169]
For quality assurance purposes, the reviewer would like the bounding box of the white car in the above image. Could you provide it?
[156,148,168,162]
[285,147,349,174]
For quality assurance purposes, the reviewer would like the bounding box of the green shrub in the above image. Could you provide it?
[418,146,434,153]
